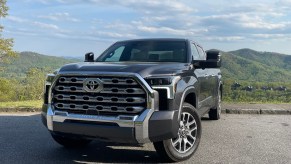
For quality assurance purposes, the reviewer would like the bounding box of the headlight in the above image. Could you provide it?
[45,68,59,84]
[44,73,56,104]
[53,68,60,75]
[46,74,56,84]
[145,77,172,85]
[145,76,181,99]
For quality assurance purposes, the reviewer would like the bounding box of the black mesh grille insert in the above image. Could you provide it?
[52,76,147,116]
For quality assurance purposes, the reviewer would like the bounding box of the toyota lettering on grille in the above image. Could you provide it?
[83,78,103,92]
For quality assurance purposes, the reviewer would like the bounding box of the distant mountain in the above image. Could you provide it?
[1,49,290,82]
[0,51,81,79]
[221,49,291,82]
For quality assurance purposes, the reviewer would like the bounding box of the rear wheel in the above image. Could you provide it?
[209,88,222,120]
[153,102,202,162]
[51,133,92,148]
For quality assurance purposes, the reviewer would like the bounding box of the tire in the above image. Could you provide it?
[51,133,92,148]
[153,102,202,162]
[209,88,222,120]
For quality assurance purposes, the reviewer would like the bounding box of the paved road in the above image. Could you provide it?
[0,113,290,164]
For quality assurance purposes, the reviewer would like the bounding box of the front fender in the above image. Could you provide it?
[174,76,199,121]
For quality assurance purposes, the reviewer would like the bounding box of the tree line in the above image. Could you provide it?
[223,79,291,103]
[0,68,46,101]
[1,70,290,103]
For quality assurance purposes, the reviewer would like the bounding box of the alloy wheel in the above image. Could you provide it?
[171,112,197,153]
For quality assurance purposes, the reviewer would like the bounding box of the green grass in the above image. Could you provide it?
[0,100,42,108]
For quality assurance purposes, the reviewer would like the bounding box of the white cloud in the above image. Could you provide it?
[33,21,59,30]
[90,31,137,39]
[6,0,291,56]
[204,36,245,42]
[38,12,79,22]
[136,25,205,37]
[277,0,291,6]
[238,14,287,30]
[6,16,28,23]
[118,0,194,13]
[252,34,289,40]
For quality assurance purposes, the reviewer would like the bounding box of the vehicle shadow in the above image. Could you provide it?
[201,116,215,121]
[47,142,161,163]
[0,113,163,163]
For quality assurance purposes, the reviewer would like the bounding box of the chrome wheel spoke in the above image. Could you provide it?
[183,138,187,151]
[185,113,190,123]
[189,126,197,133]
[187,133,196,142]
[182,113,186,122]
[171,111,198,154]
[178,139,182,152]
[186,120,196,127]
[185,138,194,147]
[172,137,182,147]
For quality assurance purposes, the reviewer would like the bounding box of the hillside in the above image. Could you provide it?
[0,52,81,79]
[1,49,291,82]
[221,49,291,82]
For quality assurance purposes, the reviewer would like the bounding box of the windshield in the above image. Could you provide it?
[96,40,187,63]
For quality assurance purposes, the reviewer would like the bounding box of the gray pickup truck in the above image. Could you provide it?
[42,38,222,162]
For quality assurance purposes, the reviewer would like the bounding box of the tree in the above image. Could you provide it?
[0,78,17,101]
[0,0,16,63]
[23,68,45,100]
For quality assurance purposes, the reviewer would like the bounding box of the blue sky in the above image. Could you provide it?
[2,0,291,57]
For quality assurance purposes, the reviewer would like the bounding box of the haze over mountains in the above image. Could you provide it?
[1,49,291,82]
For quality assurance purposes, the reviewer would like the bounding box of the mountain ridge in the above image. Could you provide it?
[0,51,81,79]
[1,50,291,82]
[221,48,291,82]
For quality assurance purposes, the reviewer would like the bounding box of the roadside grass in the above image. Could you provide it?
[0,100,42,108]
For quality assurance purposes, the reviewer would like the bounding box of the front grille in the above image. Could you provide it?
[52,75,147,116]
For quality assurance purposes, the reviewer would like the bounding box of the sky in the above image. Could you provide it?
[2,0,291,57]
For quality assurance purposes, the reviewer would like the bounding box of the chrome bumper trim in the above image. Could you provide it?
[46,72,159,144]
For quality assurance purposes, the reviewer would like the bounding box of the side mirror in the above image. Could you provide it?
[192,50,221,69]
[192,60,207,69]
[84,52,94,62]
[205,50,221,68]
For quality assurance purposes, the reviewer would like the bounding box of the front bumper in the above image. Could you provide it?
[42,104,178,144]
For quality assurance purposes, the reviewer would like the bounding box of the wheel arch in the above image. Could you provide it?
[184,92,197,109]
[177,87,198,121]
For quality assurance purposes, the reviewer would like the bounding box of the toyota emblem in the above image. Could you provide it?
[83,78,103,92]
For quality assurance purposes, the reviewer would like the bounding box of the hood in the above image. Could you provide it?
[58,62,190,78]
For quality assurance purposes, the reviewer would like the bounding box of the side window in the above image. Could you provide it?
[104,46,125,61]
[191,43,200,60]
[197,45,206,60]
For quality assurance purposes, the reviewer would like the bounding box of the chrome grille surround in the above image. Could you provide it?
[46,72,158,143]
[51,73,148,116]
